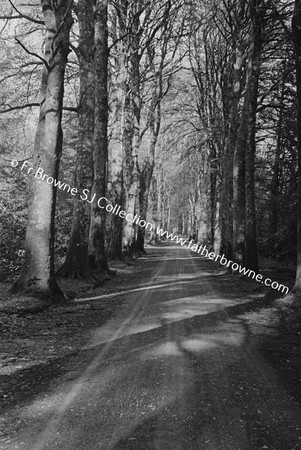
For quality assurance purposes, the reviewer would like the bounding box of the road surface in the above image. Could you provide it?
[2,246,301,449]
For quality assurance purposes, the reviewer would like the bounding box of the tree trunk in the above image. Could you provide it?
[12,0,73,302]
[210,142,217,248]
[269,63,286,244]
[88,0,109,273]
[245,0,264,273]
[232,42,247,266]
[167,198,171,230]
[220,56,242,260]
[220,1,248,261]
[148,177,160,245]
[121,2,141,257]
[157,167,164,231]
[136,57,163,252]
[292,0,301,293]
[137,161,153,254]
[106,18,125,260]
[189,192,196,238]
[57,0,94,279]
[122,154,140,255]
[213,172,222,254]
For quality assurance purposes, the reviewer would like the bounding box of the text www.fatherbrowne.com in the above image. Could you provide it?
[12,159,289,295]
[156,227,289,295]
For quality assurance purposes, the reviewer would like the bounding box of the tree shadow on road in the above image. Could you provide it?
[110,314,300,450]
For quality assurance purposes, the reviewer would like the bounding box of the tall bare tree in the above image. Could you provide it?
[88,0,109,273]
[292,0,301,294]
[244,0,267,272]
[58,0,94,279]
[13,0,73,301]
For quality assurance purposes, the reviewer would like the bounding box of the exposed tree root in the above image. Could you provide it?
[56,262,95,280]
[10,277,67,304]
[275,292,301,309]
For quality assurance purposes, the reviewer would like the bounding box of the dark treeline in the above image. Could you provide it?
[1,0,301,302]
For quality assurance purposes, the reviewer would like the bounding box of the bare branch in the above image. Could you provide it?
[15,38,49,69]
[270,0,293,42]
[0,103,78,113]
[63,106,78,113]
[68,41,79,57]
[7,0,44,24]
[0,103,39,113]
[0,15,20,20]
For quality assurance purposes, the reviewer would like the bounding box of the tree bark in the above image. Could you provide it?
[137,161,153,254]
[12,0,73,302]
[121,1,142,256]
[57,0,94,279]
[292,0,301,293]
[244,0,264,273]
[269,63,286,245]
[213,170,222,254]
[210,142,217,248]
[136,36,165,253]
[232,42,247,265]
[106,12,125,260]
[220,2,247,261]
[88,0,109,273]
[148,176,160,245]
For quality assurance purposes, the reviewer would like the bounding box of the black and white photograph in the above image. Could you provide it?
[0,0,301,448]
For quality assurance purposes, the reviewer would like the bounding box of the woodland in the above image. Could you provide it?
[0,0,301,304]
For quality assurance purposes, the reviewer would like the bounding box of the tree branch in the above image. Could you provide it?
[68,41,79,57]
[63,106,78,113]
[7,0,44,24]
[0,103,78,113]
[0,15,20,19]
[15,38,49,69]
[270,0,293,42]
[0,103,39,113]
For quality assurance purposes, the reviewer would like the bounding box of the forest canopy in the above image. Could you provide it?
[0,0,300,301]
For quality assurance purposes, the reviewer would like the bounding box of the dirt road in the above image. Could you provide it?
[1,246,301,449]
